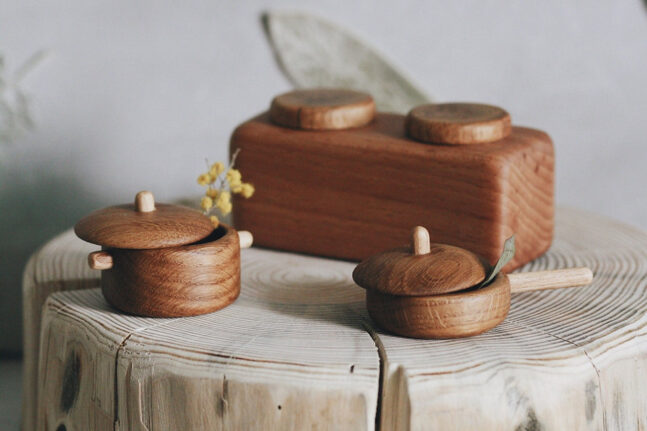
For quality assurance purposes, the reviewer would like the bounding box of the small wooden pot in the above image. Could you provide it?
[366,274,510,338]
[95,224,241,317]
[354,226,593,339]
[75,191,253,317]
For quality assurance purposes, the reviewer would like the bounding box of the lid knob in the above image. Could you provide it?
[135,191,156,213]
[269,88,376,130]
[406,103,511,145]
[412,226,430,255]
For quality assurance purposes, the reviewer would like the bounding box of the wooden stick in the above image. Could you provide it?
[412,226,430,255]
[509,267,593,294]
[88,251,113,270]
[135,190,156,212]
[238,230,253,249]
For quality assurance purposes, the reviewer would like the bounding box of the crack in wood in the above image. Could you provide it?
[361,319,388,431]
[112,319,177,431]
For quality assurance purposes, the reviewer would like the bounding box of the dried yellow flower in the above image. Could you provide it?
[209,215,219,228]
[201,196,213,210]
[209,162,225,177]
[197,150,253,218]
[216,191,231,206]
[226,169,242,184]
[197,173,211,186]
[206,187,218,198]
[240,183,255,198]
[219,201,233,216]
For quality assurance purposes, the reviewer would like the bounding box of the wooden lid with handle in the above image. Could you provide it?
[353,226,488,296]
[406,103,511,145]
[269,88,376,130]
[74,191,214,249]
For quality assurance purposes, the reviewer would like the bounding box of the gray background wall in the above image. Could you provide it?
[1,0,646,354]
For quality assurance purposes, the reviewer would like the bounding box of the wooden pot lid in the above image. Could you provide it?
[74,191,214,249]
[406,103,511,144]
[269,88,376,130]
[352,226,488,296]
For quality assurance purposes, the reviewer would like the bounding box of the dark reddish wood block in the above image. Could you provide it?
[230,112,553,270]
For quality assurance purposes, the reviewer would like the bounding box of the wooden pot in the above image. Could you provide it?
[91,224,242,317]
[355,226,592,339]
[75,191,253,317]
[366,273,511,338]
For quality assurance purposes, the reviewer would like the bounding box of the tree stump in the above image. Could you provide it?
[24,208,647,430]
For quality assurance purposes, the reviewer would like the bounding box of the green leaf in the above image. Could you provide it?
[479,235,516,288]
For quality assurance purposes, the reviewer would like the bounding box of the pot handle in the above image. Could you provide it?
[88,251,114,270]
[238,231,253,249]
[508,267,593,294]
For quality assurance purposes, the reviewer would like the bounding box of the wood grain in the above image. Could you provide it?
[35,249,379,431]
[231,112,554,271]
[100,225,241,317]
[26,209,647,430]
[406,103,511,144]
[269,88,376,130]
[366,274,510,339]
[75,203,214,249]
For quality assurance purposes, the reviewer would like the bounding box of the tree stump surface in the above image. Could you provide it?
[23,208,647,430]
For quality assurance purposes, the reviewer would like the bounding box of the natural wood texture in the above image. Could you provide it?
[269,88,376,130]
[366,273,510,339]
[406,103,511,145]
[98,225,241,317]
[509,267,593,293]
[134,190,156,212]
[75,202,214,249]
[231,111,553,271]
[35,248,379,431]
[376,209,647,430]
[22,230,99,431]
[25,208,647,430]
[352,245,486,296]
[87,251,113,270]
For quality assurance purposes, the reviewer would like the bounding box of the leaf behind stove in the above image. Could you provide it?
[262,11,430,113]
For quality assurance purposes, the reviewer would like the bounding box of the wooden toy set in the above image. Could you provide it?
[74,88,589,339]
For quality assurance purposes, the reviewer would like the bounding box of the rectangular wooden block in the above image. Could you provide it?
[230,112,553,270]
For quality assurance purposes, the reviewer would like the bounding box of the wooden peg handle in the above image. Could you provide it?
[238,230,253,249]
[135,191,156,213]
[412,226,430,255]
[88,251,113,270]
[509,267,593,294]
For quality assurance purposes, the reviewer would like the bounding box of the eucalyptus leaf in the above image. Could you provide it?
[262,11,430,113]
[0,50,47,146]
[13,49,48,82]
[479,236,516,288]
